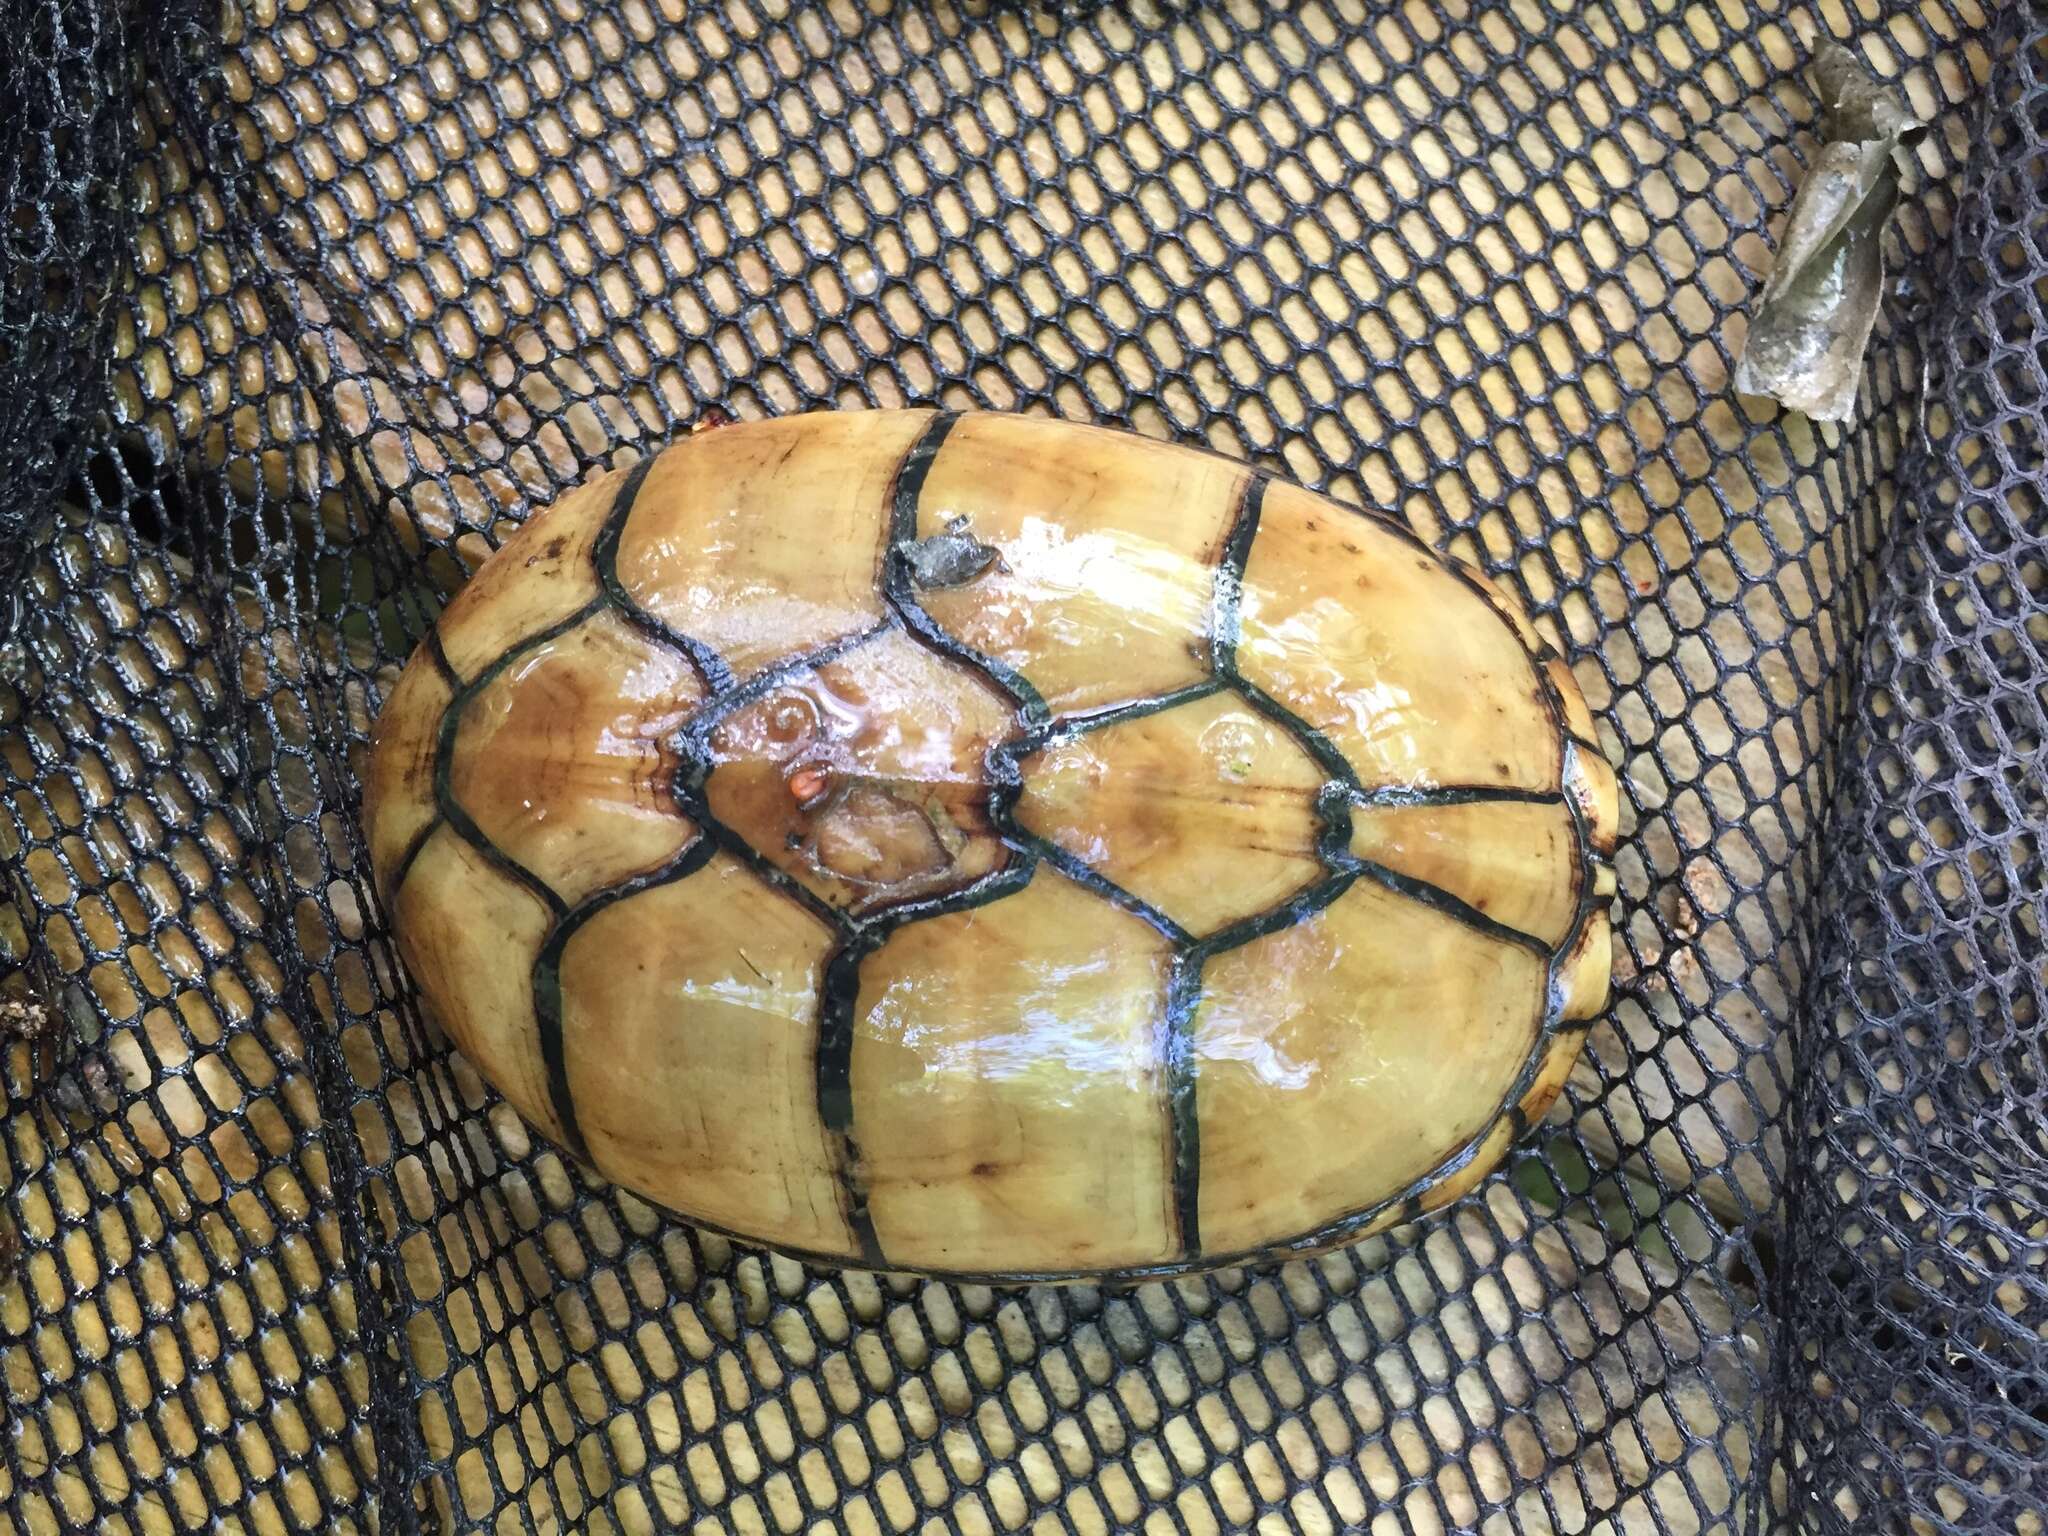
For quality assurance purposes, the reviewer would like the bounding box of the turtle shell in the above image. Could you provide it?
[364,410,1616,1280]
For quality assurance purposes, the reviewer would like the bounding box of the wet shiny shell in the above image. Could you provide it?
[365,410,1617,1280]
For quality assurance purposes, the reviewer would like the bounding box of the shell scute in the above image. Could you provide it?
[1190,874,1547,1255]
[557,852,857,1257]
[704,628,1013,916]
[1563,737,1621,858]
[362,650,452,901]
[435,466,623,680]
[898,413,1246,720]
[394,824,570,1148]
[1345,796,1581,948]
[849,868,1179,1273]
[611,411,930,680]
[447,606,703,908]
[1013,687,1326,938]
[1234,480,1564,796]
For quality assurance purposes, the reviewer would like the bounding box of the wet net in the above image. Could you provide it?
[0,0,2038,1531]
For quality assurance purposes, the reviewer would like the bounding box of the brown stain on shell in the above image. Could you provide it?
[706,627,1012,915]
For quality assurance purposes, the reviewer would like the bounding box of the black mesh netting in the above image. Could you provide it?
[0,0,2039,1531]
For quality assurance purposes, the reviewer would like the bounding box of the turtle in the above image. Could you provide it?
[364,409,1617,1281]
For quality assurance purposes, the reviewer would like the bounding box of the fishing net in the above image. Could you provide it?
[0,0,2038,1530]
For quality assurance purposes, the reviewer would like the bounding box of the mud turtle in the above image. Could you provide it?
[365,410,1616,1280]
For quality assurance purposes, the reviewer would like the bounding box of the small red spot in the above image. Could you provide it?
[788,766,830,804]
[691,405,735,433]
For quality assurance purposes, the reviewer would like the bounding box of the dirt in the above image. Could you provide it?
[0,995,51,1039]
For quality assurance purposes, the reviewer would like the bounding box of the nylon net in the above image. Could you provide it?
[0,0,2038,1532]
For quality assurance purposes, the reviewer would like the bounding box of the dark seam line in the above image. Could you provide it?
[1139,470,1376,1259]
[1008,828,1195,946]
[428,597,612,1156]
[784,408,973,1271]
[589,438,876,936]
[1351,783,1566,808]
[1220,484,1552,821]
[1208,470,1265,671]
[384,814,440,909]
[1200,472,1588,1257]
[1189,866,1361,962]
[812,852,1038,1270]
[1144,472,1301,1258]
[591,422,1084,1273]
[611,953,1552,1283]
[1248,487,1612,1117]
[1210,482,1369,904]
[592,452,737,695]
[1451,572,1614,1049]
[662,624,900,936]
[655,621,878,1260]
[531,834,720,1164]
[1312,781,1355,863]
[1026,839,1194,945]
[1159,429,1410,530]
[559,677,1573,1290]
[1543,738,1608,1035]
[430,598,599,925]
[1229,676,1362,791]
[986,734,1196,946]
[1287,645,1613,1241]
[854,408,1070,1265]
[661,613,917,1274]
[674,796,853,932]
[1338,855,1554,957]
[885,413,1052,728]
[463,416,1606,1276]
[813,936,887,1268]
[665,741,885,1263]
[854,855,1040,932]
[1160,862,1367,1237]
[1011,678,1227,743]
[1434,555,1600,859]
[873,439,1597,1272]
[673,621,894,774]
[1162,953,1204,1248]
[425,625,458,687]
[614,1166,1415,1282]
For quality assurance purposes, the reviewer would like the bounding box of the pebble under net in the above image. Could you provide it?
[0,0,2039,1533]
